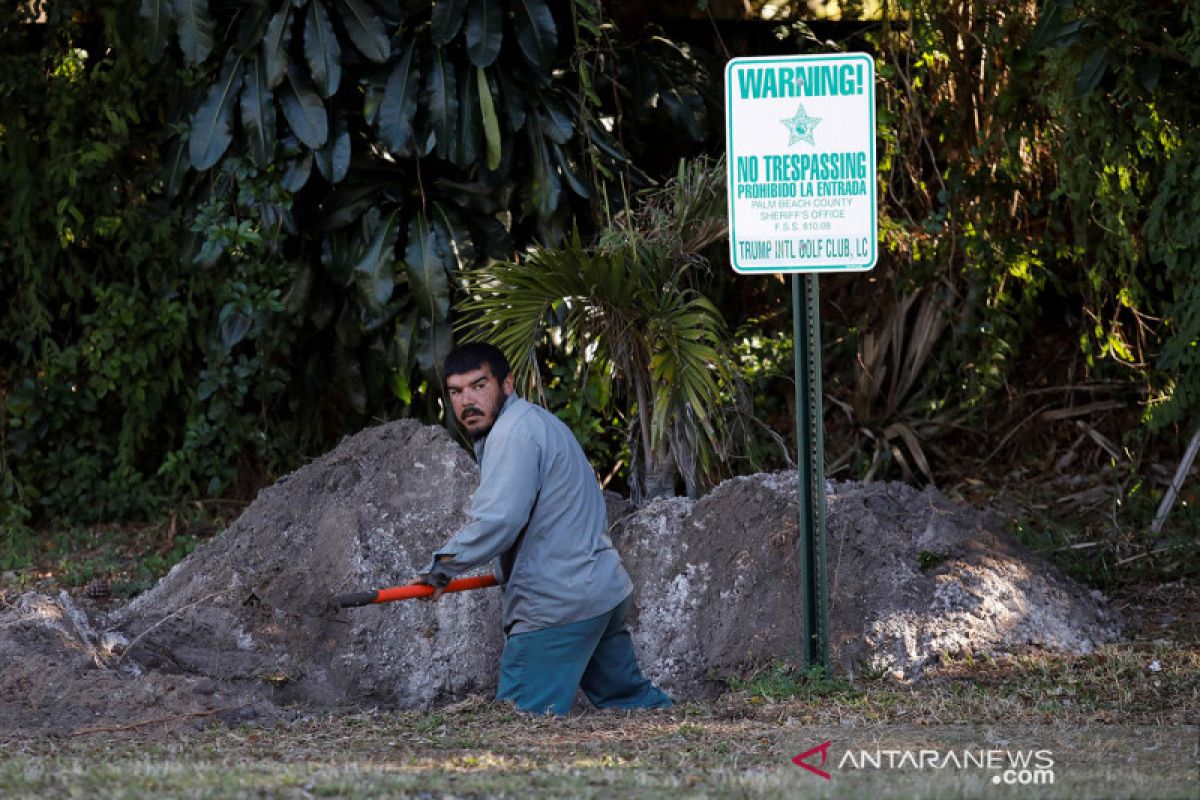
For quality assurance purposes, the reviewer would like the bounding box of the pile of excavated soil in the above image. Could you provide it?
[0,420,1123,734]
[618,474,1123,697]
[108,420,504,710]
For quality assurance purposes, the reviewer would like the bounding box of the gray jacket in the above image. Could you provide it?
[423,394,632,633]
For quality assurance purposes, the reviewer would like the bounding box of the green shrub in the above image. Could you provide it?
[0,4,299,526]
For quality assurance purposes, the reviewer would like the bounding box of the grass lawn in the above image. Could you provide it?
[2,644,1195,799]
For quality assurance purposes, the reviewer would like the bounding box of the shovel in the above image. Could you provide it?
[334,574,498,608]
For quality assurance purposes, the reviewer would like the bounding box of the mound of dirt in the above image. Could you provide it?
[617,474,1123,698]
[108,419,503,711]
[0,419,1122,734]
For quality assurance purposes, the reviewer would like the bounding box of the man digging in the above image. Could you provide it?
[411,342,672,716]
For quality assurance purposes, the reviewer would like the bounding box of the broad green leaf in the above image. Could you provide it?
[305,0,342,98]
[390,312,418,404]
[527,126,560,220]
[174,0,215,64]
[405,211,452,321]
[316,111,351,183]
[430,0,468,47]
[537,99,571,144]
[281,124,305,157]
[425,47,459,161]
[139,0,170,63]
[586,119,629,165]
[577,60,601,107]
[281,150,313,191]
[234,2,273,55]
[164,134,190,196]
[1075,47,1109,96]
[218,303,253,350]
[195,233,226,267]
[1025,0,1083,53]
[477,67,501,170]
[417,124,437,158]
[465,0,502,68]
[379,40,419,154]
[240,57,277,168]
[262,5,292,88]
[1136,57,1161,92]
[551,141,589,199]
[512,0,556,78]
[431,201,477,271]
[337,0,390,63]
[353,210,400,310]
[393,311,417,368]
[279,63,329,148]
[454,60,482,169]
[416,321,454,379]
[189,54,245,170]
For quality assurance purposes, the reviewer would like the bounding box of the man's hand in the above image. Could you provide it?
[411,555,453,601]
[407,574,446,602]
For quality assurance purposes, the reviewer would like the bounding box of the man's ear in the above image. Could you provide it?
[502,372,515,396]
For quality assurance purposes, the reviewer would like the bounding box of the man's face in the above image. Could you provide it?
[446,364,514,440]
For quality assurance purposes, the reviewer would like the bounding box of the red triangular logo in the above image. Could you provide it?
[792,740,833,780]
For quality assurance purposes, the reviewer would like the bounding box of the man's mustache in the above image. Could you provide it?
[461,406,484,420]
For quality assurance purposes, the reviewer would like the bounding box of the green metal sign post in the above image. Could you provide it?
[725,53,877,671]
[793,273,829,668]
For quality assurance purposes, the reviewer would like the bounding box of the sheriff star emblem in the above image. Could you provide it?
[781,104,821,146]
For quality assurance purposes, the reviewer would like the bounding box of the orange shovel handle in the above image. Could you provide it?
[335,574,498,608]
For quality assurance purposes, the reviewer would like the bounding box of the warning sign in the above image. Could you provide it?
[725,53,877,273]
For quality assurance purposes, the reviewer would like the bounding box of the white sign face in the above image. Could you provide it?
[725,53,877,273]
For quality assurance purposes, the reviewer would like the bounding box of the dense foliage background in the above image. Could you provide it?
[2,0,1197,583]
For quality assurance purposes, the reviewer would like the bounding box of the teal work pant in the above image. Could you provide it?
[496,596,673,716]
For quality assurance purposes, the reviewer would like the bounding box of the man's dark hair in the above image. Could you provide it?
[444,342,511,382]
